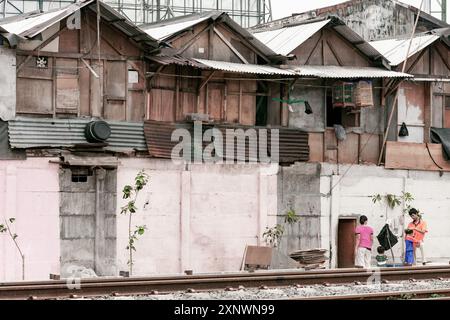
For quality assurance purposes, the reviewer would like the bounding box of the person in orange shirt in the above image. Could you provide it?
[407,208,428,265]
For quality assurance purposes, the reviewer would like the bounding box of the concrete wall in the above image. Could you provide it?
[257,0,437,41]
[0,158,60,281]
[277,163,322,257]
[116,159,278,276]
[0,47,16,121]
[318,163,450,267]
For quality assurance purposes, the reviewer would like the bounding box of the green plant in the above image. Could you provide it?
[284,209,300,224]
[263,209,301,248]
[386,194,401,209]
[121,170,150,276]
[262,224,285,247]
[371,192,415,212]
[0,218,25,280]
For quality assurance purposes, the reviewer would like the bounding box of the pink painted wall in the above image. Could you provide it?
[0,158,60,281]
[116,159,278,276]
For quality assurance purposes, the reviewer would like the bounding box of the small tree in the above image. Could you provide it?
[120,170,149,276]
[371,192,415,263]
[372,192,414,213]
[0,218,25,280]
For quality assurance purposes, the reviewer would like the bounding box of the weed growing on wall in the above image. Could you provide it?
[120,170,149,276]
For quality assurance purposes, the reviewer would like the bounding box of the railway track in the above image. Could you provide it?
[1,265,450,300]
[296,287,450,300]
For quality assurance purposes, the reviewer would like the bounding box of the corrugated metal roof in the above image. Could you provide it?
[0,0,158,49]
[252,19,330,56]
[251,16,388,65]
[193,58,297,75]
[0,1,93,39]
[8,117,147,152]
[291,65,412,78]
[140,11,283,62]
[141,14,213,41]
[369,34,440,66]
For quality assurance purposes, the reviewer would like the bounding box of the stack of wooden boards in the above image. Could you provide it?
[289,249,328,270]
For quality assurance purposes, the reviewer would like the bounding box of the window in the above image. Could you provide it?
[128,69,139,84]
[71,168,93,183]
[326,88,360,128]
[326,82,362,128]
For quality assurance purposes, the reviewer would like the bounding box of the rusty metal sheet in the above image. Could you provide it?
[144,120,309,163]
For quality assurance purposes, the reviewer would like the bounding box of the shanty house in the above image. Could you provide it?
[250,15,450,268]
[0,5,301,280]
[370,29,450,171]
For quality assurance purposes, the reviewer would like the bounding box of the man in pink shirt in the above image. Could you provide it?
[354,215,374,269]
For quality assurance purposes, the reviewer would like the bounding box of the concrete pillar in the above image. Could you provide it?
[180,169,191,272]
[94,168,107,275]
[257,170,268,246]
[329,174,340,268]
[5,166,17,279]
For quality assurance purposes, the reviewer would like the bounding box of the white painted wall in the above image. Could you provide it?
[0,47,16,121]
[319,163,450,267]
[0,159,60,281]
[116,158,279,276]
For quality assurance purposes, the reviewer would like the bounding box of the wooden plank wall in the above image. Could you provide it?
[15,10,146,121]
[148,68,259,125]
[385,141,450,171]
[308,130,381,165]
[169,21,257,63]
[288,28,371,67]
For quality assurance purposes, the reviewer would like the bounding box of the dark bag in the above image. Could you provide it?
[377,224,398,250]
[399,122,409,137]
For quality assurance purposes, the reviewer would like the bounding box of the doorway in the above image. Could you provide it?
[59,166,117,277]
[337,218,357,268]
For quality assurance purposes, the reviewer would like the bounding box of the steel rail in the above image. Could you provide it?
[1,265,450,300]
[294,288,450,300]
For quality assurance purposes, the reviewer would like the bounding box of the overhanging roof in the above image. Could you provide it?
[141,11,283,62]
[193,58,297,75]
[290,65,412,78]
[0,0,159,49]
[252,19,330,56]
[369,33,440,66]
[251,16,388,67]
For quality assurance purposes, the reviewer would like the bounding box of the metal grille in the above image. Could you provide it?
[0,0,273,27]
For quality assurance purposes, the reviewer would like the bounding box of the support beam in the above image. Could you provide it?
[213,27,249,64]
[198,71,216,91]
[17,26,68,72]
[176,24,211,55]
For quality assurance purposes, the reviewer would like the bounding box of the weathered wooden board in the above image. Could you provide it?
[16,78,53,114]
[385,141,450,171]
[308,132,324,163]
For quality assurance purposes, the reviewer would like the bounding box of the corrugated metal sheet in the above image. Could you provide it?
[144,120,192,159]
[147,54,207,68]
[252,19,330,56]
[291,65,412,78]
[0,0,158,49]
[0,1,91,38]
[141,14,213,41]
[8,117,147,152]
[251,16,387,64]
[369,34,440,66]
[144,120,309,163]
[194,58,297,75]
[140,11,281,61]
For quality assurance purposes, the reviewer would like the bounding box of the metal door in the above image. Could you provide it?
[337,218,356,268]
